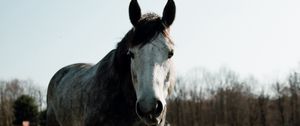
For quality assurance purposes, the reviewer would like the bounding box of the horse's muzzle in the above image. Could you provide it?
[136,99,164,125]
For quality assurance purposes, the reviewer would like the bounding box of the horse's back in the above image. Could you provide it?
[47,63,93,102]
[47,63,94,126]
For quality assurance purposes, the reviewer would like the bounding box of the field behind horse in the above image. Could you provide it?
[1,69,300,126]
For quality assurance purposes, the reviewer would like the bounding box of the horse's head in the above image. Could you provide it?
[127,0,176,125]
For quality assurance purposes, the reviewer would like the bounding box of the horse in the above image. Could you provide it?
[46,0,176,125]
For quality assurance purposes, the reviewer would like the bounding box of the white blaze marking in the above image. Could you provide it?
[130,33,174,108]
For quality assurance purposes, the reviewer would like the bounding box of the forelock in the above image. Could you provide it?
[129,13,169,48]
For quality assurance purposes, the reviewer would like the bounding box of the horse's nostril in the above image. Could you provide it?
[136,100,164,118]
[153,100,163,116]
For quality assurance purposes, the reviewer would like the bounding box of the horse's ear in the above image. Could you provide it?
[129,0,141,26]
[162,0,176,27]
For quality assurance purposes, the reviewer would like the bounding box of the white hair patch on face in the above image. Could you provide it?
[129,33,174,110]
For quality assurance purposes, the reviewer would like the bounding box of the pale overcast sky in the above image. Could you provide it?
[1,0,300,89]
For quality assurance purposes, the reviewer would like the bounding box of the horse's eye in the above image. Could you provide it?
[168,50,174,58]
[128,51,135,59]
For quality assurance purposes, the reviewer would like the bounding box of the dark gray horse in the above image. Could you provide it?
[47,0,176,125]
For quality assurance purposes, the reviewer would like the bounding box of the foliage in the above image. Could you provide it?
[0,79,45,126]
[38,109,47,126]
[13,95,39,125]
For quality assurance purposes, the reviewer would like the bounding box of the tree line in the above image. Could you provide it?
[0,79,46,126]
[1,68,299,126]
[167,68,300,126]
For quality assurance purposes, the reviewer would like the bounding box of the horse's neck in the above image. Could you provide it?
[93,47,137,121]
[95,47,136,102]
[112,45,136,103]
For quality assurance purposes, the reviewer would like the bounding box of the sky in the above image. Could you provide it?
[1,0,300,90]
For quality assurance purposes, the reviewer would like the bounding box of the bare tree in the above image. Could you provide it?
[273,82,287,126]
[288,72,300,126]
[258,91,269,126]
[0,79,46,126]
